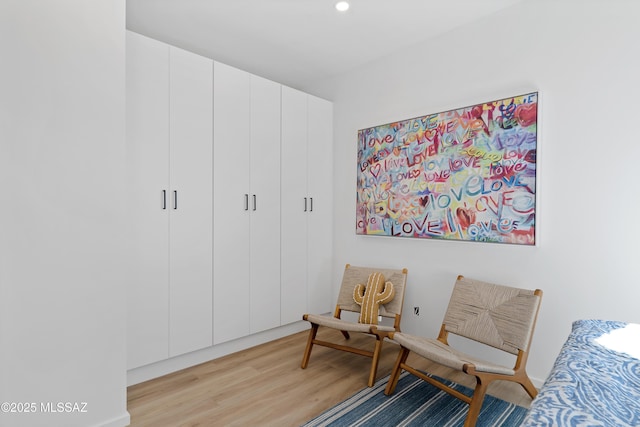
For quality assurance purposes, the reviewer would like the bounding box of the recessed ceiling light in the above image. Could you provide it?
[335,1,350,12]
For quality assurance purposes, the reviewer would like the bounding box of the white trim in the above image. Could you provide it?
[90,412,131,427]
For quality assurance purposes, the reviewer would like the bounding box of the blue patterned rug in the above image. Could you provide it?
[302,372,528,427]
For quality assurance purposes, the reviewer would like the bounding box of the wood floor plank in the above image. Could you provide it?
[127,328,534,426]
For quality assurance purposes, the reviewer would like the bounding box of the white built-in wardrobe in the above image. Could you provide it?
[126,30,333,371]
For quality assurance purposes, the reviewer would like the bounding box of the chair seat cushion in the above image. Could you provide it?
[305,314,396,333]
[392,332,515,375]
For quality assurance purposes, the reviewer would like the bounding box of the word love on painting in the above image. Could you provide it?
[356,92,537,245]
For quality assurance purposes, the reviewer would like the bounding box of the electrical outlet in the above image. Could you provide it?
[414,306,420,316]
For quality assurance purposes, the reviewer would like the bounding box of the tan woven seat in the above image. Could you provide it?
[377,275,542,427]
[301,264,408,387]
[303,314,397,334]
[391,334,516,375]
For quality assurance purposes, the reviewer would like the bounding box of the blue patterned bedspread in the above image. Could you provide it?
[521,319,640,427]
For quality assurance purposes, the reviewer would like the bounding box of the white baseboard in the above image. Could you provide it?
[127,321,309,386]
[531,376,545,389]
[91,412,131,427]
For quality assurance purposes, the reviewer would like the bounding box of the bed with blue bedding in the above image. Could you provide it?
[521,319,640,426]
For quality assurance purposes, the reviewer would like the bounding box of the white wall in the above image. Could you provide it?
[309,0,640,385]
[0,2,128,427]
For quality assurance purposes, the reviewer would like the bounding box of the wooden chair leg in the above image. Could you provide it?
[464,379,489,427]
[367,335,384,387]
[519,375,538,399]
[301,323,319,369]
[385,346,410,395]
[340,330,350,339]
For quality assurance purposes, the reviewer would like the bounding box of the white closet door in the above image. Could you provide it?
[280,86,309,324]
[168,47,213,357]
[213,62,251,344]
[307,96,333,315]
[249,75,281,333]
[126,31,170,369]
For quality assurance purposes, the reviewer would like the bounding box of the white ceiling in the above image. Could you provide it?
[126,0,524,91]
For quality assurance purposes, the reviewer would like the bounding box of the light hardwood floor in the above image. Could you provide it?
[128,328,534,427]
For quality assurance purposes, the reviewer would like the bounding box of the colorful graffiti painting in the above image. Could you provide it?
[356,92,537,245]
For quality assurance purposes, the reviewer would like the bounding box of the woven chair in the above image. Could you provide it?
[377,275,542,427]
[301,264,408,387]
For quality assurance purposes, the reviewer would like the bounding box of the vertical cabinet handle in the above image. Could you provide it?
[162,190,167,210]
[253,194,257,211]
[304,197,307,212]
[310,197,313,212]
[244,194,249,211]
[173,190,177,210]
